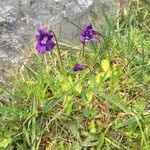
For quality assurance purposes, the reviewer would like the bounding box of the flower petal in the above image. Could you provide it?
[35,27,56,53]
[36,34,42,42]
[46,40,56,51]
[73,64,87,72]
[36,43,47,53]
[38,27,47,35]
[80,25,98,44]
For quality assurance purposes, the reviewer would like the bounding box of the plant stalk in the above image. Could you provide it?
[51,30,63,70]
[31,97,36,150]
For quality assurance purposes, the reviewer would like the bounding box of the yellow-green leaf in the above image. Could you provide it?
[61,76,73,90]
[88,80,94,88]
[86,91,94,103]
[97,133,105,149]
[75,82,82,94]
[63,96,73,115]
[95,72,104,83]
[0,138,11,148]
[89,120,96,133]
[68,76,73,84]
[61,81,70,90]
[101,59,110,72]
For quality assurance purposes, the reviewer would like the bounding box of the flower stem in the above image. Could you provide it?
[51,30,63,70]
[87,66,92,73]
[31,97,36,150]
[81,44,85,63]
[98,32,111,61]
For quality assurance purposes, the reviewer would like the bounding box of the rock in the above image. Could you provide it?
[0,0,128,85]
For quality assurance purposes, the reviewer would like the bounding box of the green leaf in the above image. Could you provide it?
[145,125,150,138]
[0,138,11,148]
[101,59,110,72]
[61,81,70,90]
[95,73,102,83]
[61,76,73,90]
[75,82,82,94]
[69,124,79,138]
[133,99,146,112]
[67,144,72,150]
[97,133,105,149]
[58,141,64,150]
[72,143,82,150]
[82,133,98,147]
[82,141,98,147]
[105,137,121,149]
[89,120,96,133]
[88,80,94,88]
[46,142,56,150]
[86,91,94,103]
[63,96,73,115]
[23,127,30,146]
[141,145,150,150]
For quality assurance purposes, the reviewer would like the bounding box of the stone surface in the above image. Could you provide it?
[0,0,128,85]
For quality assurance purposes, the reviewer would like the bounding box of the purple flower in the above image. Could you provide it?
[35,27,56,53]
[73,64,87,72]
[80,25,98,44]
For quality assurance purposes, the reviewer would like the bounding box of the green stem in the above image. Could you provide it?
[98,33,111,61]
[31,97,36,150]
[51,31,63,70]
[65,18,81,30]
[87,66,92,73]
[82,44,85,59]
[141,36,144,82]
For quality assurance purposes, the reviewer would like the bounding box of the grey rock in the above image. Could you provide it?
[0,0,128,85]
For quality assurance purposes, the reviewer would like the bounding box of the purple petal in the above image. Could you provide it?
[37,27,53,40]
[35,27,56,53]
[46,40,56,51]
[86,25,93,29]
[80,36,86,43]
[38,27,47,35]
[36,43,47,53]
[41,36,48,44]
[80,25,99,44]
[73,64,87,72]
[47,32,54,40]
[36,34,42,42]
